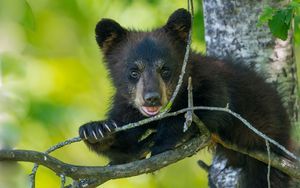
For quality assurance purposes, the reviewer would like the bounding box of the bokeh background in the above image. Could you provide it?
[0,0,299,188]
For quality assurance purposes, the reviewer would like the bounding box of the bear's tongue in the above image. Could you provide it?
[142,106,161,116]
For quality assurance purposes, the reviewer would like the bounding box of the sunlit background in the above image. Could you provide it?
[0,0,299,188]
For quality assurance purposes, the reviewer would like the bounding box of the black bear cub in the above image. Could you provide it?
[79,9,291,188]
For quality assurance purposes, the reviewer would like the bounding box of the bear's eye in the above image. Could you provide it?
[130,70,140,80]
[161,67,171,79]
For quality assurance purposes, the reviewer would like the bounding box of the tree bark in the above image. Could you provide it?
[202,0,299,187]
[202,0,298,123]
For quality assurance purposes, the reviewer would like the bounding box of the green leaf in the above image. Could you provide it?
[268,10,290,40]
[20,1,36,31]
[259,1,300,40]
[257,7,275,27]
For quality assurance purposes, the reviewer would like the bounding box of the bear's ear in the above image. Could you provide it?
[164,9,191,42]
[95,19,127,53]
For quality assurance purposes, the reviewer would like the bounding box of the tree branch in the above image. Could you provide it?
[211,134,300,180]
[0,108,299,187]
[0,135,210,183]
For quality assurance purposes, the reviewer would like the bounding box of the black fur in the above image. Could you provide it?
[79,8,291,187]
[95,18,127,54]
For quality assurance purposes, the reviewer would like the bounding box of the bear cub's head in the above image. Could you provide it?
[95,9,191,117]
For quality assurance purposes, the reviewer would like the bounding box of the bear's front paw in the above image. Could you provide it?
[79,120,118,144]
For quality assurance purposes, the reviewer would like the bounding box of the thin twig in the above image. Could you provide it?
[162,29,192,113]
[184,77,193,132]
[192,113,210,136]
[161,0,194,113]
[197,160,210,172]
[187,106,300,162]
[266,140,271,188]
[30,137,82,188]
[114,106,299,162]
[60,174,66,188]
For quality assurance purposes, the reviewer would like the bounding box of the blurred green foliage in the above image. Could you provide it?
[0,0,209,187]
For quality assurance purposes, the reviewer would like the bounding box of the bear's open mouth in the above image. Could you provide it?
[141,106,162,116]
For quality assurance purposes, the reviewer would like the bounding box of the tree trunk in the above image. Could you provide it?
[202,0,299,187]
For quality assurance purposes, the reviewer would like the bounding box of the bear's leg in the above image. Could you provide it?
[151,116,198,155]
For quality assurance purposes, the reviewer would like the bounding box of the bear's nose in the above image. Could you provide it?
[144,92,161,106]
